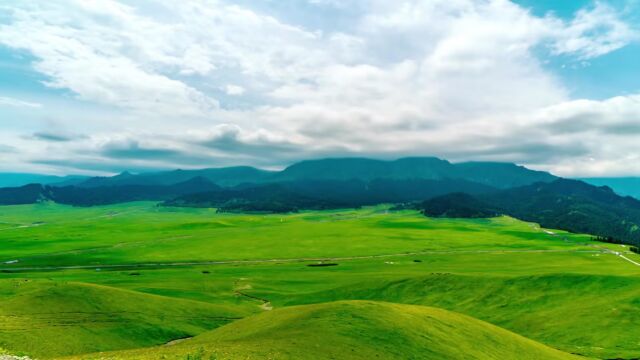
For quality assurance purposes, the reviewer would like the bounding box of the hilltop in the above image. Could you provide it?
[63,301,582,360]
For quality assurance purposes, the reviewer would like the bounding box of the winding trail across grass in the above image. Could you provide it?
[532,223,640,268]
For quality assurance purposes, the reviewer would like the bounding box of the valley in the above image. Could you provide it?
[0,203,639,359]
[3,0,638,358]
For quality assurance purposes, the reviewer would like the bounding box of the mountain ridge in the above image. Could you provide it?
[69,157,558,189]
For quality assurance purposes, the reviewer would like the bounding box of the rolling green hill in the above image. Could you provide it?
[281,273,640,358]
[0,280,250,358]
[1,203,638,359]
[62,301,583,360]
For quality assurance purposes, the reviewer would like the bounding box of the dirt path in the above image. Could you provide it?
[233,279,272,311]
[617,254,640,267]
[532,223,640,268]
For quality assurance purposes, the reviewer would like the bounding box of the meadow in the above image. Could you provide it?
[0,202,639,359]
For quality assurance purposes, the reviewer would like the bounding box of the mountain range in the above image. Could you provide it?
[19,157,554,190]
[0,157,554,207]
[2,156,639,245]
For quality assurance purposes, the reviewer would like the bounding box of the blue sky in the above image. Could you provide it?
[1,0,639,176]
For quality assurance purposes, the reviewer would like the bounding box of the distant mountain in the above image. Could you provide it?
[0,177,220,206]
[415,178,640,246]
[275,157,454,181]
[69,157,556,190]
[454,162,556,189]
[166,183,352,213]
[165,178,498,212]
[579,177,640,199]
[0,173,87,188]
[0,157,558,209]
[484,179,640,245]
[275,157,556,188]
[420,192,499,218]
[0,184,51,205]
[77,166,274,188]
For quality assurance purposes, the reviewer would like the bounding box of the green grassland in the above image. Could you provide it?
[0,280,248,358]
[64,301,582,360]
[0,202,639,359]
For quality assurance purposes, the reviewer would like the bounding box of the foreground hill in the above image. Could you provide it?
[64,301,582,360]
[285,273,640,359]
[0,280,248,358]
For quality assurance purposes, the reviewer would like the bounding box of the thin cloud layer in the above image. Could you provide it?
[0,0,638,176]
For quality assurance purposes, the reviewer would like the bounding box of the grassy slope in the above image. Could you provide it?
[63,301,583,360]
[0,279,250,358]
[278,273,640,358]
[0,202,604,267]
[1,203,640,358]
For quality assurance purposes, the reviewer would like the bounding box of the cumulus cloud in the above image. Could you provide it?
[0,0,638,176]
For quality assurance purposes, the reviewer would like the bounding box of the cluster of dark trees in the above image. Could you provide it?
[420,193,499,218]
[591,235,624,244]
[165,178,496,212]
[0,177,220,206]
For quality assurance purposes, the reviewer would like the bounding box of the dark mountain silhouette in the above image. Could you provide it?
[77,167,273,188]
[2,157,556,190]
[164,178,498,212]
[480,179,640,245]
[0,184,51,205]
[0,173,87,188]
[420,193,499,218]
[415,178,640,246]
[0,177,220,206]
[273,157,556,188]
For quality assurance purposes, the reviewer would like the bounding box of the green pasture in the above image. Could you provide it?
[0,202,639,359]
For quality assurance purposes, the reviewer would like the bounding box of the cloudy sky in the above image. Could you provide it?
[1,0,639,176]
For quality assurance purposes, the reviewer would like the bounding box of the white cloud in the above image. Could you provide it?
[0,0,638,176]
[224,85,246,96]
[551,2,638,59]
[0,96,42,108]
